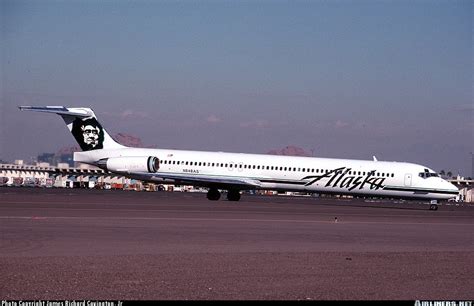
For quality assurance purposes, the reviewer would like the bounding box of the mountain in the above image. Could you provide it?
[114,133,157,148]
[56,145,80,155]
[266,145,312,157]
[113,133,144,147]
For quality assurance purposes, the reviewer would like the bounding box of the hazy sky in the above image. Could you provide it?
[1,0,472,175]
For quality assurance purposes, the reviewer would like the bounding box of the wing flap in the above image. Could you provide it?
[127,171,262,189]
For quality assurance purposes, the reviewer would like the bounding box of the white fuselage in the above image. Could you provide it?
[75,147,459,201]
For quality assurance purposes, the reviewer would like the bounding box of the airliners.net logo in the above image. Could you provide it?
[415,301,472,306]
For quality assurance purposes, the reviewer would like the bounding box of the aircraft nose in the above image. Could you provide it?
[445,180,458,192]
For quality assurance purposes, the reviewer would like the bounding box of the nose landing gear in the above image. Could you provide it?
[429,200,438,211]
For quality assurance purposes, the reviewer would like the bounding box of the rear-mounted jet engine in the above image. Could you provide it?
[96,156,159,173]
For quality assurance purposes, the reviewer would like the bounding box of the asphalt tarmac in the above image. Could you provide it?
[1,187,473,300]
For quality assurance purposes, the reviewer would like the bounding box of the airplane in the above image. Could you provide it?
[19,106,459,210]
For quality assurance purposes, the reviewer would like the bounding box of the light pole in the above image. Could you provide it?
[470,152,474,179]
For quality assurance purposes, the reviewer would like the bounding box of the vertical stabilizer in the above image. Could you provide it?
[19,106,125,151]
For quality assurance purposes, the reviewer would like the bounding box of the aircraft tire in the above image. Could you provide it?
[207,188,221,201]
[227,190,241,202]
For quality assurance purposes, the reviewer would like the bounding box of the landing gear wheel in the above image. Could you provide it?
[429,204,438,211]
[207,188,221,201]
[227,190,241,201]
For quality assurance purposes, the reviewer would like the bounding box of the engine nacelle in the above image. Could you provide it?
[97,156,160,173]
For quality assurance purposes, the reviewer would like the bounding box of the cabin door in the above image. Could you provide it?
[404,173,412,186]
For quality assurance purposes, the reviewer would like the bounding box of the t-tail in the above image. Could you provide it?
[19,106,125,151]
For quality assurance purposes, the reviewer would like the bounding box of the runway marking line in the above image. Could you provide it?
[0,215,471,226]
[0,207,474,224]
[1,204,472,219]
[0,207,468,224]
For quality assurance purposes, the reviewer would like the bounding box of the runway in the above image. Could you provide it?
[1,188,473,300]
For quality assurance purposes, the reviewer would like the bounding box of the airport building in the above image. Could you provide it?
[0,161,196,192]
[0,161,131,189]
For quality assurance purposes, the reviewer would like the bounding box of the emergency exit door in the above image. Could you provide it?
[404,173,412,186]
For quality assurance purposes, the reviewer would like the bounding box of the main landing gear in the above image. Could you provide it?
[206,188,241,201]
[207,188,221,201]
[226,190,241,202]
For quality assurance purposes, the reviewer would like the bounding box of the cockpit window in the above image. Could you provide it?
[419,172,439,178]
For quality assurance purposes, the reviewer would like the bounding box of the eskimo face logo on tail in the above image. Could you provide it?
[71,117,104,151]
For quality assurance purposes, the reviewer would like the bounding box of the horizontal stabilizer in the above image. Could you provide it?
[19,106,93,117]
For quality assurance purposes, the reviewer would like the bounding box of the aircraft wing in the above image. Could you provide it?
[125,171,263,190]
